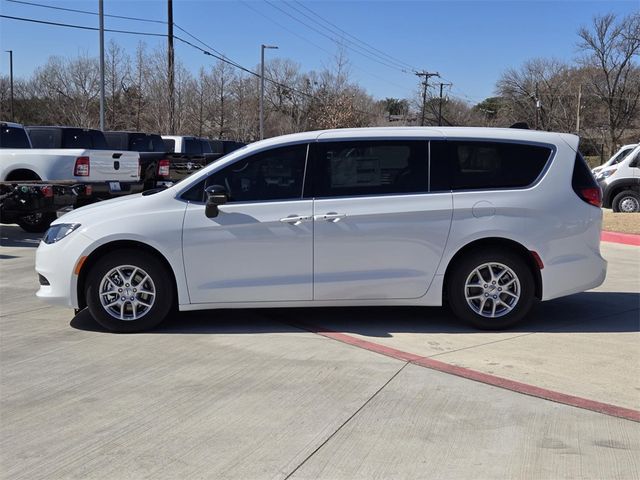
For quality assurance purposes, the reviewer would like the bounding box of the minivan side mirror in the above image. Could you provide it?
[204,185,228,218]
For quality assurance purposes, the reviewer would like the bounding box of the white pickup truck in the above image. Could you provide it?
[1,124,142,201]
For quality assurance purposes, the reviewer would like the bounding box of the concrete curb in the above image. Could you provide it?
[601,231,640,246]
[291,321,640,423]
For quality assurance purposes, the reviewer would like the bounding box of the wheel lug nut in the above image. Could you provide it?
[125,284,130,287]
[133,288,137,292]
[484,284,488,288]
[118,288,122,292]
[130,297,134,301]
[493,295,497,299]
[492,281,496,284]
[121,297,125,301]
[485,293,489,297]
[498,288,502,291]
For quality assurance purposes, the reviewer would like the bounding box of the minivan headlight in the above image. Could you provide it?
[43,223,81,244]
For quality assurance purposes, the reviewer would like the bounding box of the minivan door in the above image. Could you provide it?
[311,139,452,300]
[181,144,313,304]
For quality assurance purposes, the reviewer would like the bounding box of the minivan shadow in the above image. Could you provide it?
[0,225,43,248]
[70,291,639,335]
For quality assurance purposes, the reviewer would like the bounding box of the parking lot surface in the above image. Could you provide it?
[1,225,639,479]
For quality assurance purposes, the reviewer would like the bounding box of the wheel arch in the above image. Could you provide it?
[76,240,179,310]
[603,179,640,208]
[442,237,543,301]
[4,169,41,181]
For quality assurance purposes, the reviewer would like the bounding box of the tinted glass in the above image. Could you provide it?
[129,134,166,152]
[60,129,107,149]
[447,141,552,190]
[27,129,59,148]
[163,139,176,153]
[185,144,308,203]
[0,126,31,148]
[628,149,639,168]
[184,139,202,155]
[313,140,428,197]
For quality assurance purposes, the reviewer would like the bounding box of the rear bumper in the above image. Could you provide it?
[541,250,607,301]
[83,181,144,199]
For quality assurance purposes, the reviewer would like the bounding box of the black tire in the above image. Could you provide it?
[446,249,536,330]
[16,212,57,233]
[612,190,640,213]
[85,249,174,333]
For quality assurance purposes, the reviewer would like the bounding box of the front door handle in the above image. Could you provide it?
[314,212,347,223]
[279,215,311,225]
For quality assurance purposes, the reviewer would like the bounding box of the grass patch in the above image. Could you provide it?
[602,209,640,234]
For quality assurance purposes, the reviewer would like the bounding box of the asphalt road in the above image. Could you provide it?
[1,224,638,479]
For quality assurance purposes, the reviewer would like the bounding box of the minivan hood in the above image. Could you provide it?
[53,193,146,225]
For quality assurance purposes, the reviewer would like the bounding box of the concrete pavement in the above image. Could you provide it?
[1,225,638,479]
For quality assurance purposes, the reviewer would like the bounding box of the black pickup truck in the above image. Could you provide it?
[104,131,170,190]
[161,135,246,182]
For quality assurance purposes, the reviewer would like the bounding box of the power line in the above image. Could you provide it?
[5,0,166,24]
[263,0,411,74]
[290,0,418,73]
[0,11,382,118]
[0,13,166,37]
[239,0,411,93]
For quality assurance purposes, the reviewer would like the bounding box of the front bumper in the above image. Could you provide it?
[35,232,93,309]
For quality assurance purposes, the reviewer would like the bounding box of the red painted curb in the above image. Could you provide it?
[601,231,640,246]
[292,321,640,423]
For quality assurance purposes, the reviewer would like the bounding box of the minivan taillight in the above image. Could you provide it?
[158,159,170,178]
[579,187,602,208]
[74,156,90,176]
[572,153,601,207]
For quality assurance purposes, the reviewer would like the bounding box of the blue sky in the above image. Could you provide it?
[0,0,637,104]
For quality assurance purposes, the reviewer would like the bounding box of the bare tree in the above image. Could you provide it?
[578,12,640,155]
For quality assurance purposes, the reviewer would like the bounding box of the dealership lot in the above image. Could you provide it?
[1,225,638,479]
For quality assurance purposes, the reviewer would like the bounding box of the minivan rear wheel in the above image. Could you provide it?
[85,249,174,333]
[447,249,535,329]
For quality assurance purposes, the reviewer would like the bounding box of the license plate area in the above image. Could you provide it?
[109,181,121,192]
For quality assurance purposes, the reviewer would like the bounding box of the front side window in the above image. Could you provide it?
[313,140,428,197]
[0,126,30,148]
[447,141,552,190]
[184,144,308,203]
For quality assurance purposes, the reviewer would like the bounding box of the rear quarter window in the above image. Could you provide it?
[0,126,31,148]
[447,141,552,190]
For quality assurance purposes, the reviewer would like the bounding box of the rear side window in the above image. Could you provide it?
[184,139,203,155]
[313,140,428,197]
[447,141,552,190]
[61,129,107,149]
[0,126,30,148]
[129,134,166,152]
[28,129,60,148]
[163,139,176,153]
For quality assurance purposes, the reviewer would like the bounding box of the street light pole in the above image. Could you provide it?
[98,0,105,131]
[5,50,13,121]
[260,44,278,140]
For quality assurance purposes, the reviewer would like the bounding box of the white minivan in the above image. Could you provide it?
[35,127,607,332]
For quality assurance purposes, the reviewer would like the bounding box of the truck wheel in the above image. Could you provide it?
[16,212,57,233]
[612,190,640,213]
[85,249,174,333]
[447,249,535,330]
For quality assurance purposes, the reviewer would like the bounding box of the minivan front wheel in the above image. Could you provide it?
[85,249,174,332]
[447,250,535,329]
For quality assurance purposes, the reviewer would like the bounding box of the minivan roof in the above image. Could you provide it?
[250,126,578,149]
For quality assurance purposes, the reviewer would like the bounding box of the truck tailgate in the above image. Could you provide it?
[88,150,140,182]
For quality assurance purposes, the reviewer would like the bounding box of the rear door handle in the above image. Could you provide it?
[279,215,311,225]
[314,213,347,222]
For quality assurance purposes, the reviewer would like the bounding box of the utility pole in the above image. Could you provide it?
[534,81,540,130]
[436,82,452,126]
[575,83,582,134]
[167,0,175,135]
[416,71,439,126]
[98,0,105,131]
[5,50,13,121]
[260,44,278,140]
